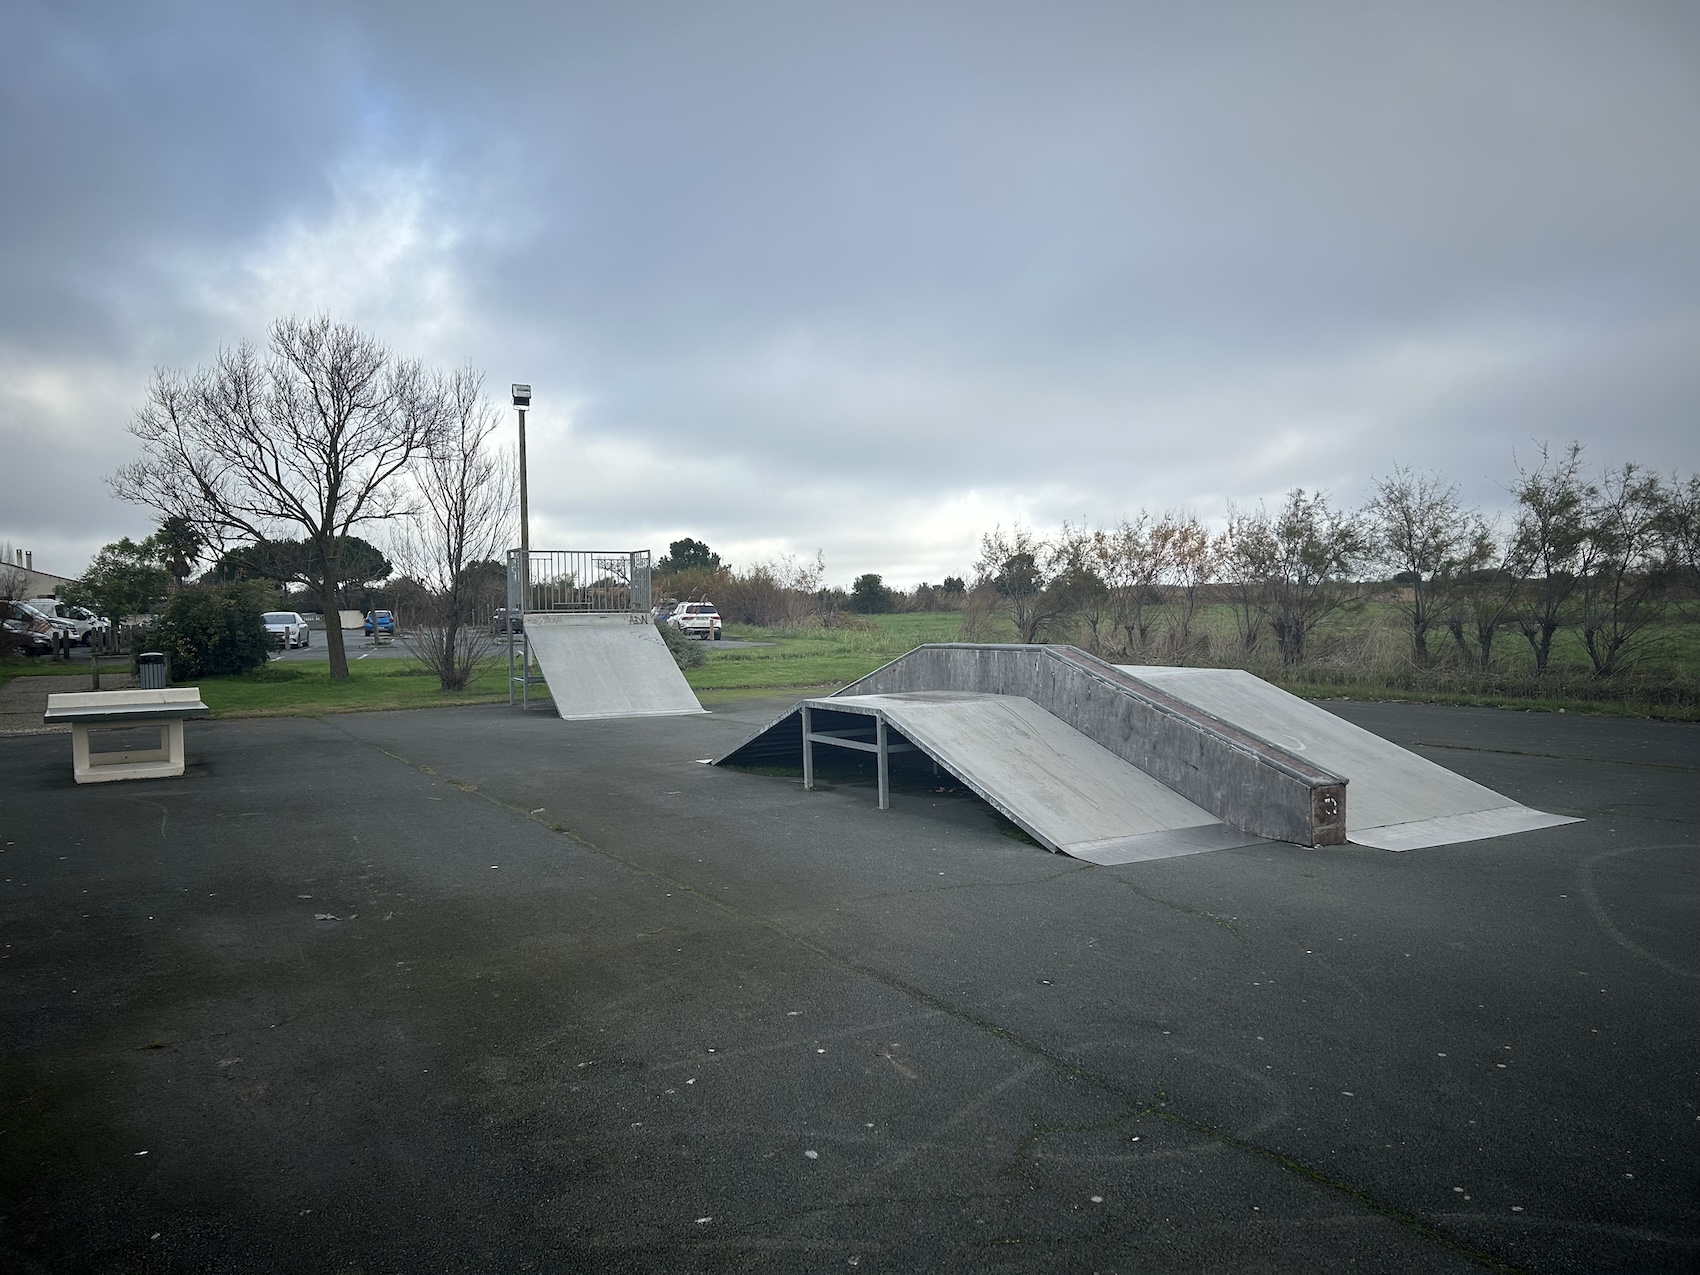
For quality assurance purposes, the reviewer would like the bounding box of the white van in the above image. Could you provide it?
[26,599,107,645]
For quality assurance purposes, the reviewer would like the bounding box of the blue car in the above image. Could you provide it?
[363,609,395,637]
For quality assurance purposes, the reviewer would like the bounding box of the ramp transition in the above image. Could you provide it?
[525,613,706,721]
[717,644,1577,858]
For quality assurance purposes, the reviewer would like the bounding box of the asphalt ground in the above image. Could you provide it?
[0,697,1694,1273]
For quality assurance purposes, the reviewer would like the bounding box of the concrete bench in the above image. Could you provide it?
[43,688,210,784]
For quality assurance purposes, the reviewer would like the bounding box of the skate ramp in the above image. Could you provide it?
[525,613,706,721]
[839,644,1348,846]
[725,691,1265,865]
[1117,666,1580,850]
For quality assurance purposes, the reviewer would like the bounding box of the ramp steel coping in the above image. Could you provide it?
[800,702,920,810]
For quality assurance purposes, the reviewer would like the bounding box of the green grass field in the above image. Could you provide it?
[687,613,964,693]
[686,605,1700,720]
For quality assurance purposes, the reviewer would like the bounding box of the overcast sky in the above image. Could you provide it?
[3,0,1696,588]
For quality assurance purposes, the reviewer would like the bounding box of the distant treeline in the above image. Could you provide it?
[658,444,1700,684]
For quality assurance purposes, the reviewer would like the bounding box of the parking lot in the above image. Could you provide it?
[1,697,1695,1272]
[267,626,416,663]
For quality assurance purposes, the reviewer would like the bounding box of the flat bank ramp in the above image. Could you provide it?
[526,614,706,721]
[757,691,1262,865]
[1117,666,1579,850]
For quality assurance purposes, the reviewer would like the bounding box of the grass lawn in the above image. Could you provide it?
[686,613,968,693]
[190,656,541,717]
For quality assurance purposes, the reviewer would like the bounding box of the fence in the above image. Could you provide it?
[505,550,653,614]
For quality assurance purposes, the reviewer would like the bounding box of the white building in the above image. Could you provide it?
[1,548,77,601]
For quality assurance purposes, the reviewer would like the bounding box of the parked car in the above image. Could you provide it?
[20,599,81,644]
[67,604,111,641]
[363,609,396,637]
[489,608,524,634]
[4,602,56,656]
[263,611,311,649]
[27,599,108,645]
[668,601,723,641]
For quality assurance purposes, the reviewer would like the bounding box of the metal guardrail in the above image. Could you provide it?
[506,549,652,614]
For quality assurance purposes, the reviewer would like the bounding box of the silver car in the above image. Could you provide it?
[263,611,310,649]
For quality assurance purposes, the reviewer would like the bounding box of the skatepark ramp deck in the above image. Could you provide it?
[524,613,705,721]
[716,644,1577,857]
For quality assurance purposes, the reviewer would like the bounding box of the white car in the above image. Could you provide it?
[263,611,311,649]
[668,601,723,640]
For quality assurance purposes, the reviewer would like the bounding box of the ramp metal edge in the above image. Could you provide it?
[1350,806,1583,852]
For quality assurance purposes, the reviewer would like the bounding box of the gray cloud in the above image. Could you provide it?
[3,0,1696,586]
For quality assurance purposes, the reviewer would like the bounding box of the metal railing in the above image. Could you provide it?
[506,549,653,614]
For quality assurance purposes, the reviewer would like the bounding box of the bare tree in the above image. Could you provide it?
[393,369,515,691]
[1366,465,1492,666]
[1441,519,1520,672]
[1216,502,1276,655]
[1153,512,1216,656]
[1050,524,1110,651]
[1091,516,1167,657]
[1258,489,1368,665]
[1508,442,1591,673]
[1661,471,1700,620]
[0,545,25,602]
[976,524,1069,644]
[1578,462,1669,677]
[111,316,442,680]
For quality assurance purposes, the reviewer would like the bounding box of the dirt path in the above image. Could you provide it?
[0,670,137,736]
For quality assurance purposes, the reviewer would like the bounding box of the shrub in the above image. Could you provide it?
[147,583,271,679]
[658,618,707,669]
[848,573,896,614]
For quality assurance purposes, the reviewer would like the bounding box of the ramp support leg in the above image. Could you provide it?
[876,716,889,810]
[801,705,814,791]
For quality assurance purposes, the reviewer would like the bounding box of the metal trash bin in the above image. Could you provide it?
[138,651,168,690]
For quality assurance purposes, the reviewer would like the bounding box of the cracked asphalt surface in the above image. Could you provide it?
[1,696,1695,1272]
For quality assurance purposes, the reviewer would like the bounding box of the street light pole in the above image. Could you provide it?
[511,383,532,707]
[512,382,532,609]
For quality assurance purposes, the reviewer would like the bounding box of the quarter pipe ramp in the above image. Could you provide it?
[524,613,706,721]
